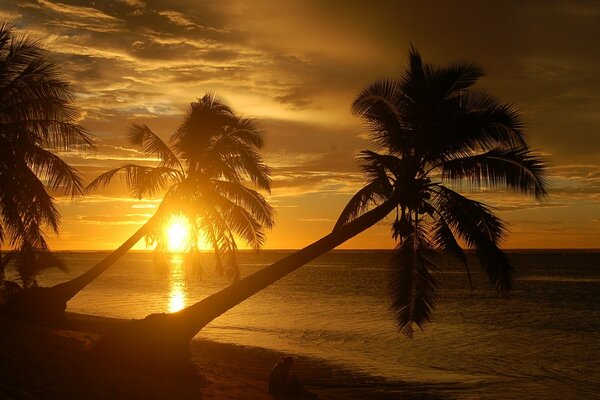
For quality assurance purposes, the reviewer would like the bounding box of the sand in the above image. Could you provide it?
[0,313,456,399]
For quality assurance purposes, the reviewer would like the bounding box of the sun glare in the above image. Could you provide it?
[168,255,186,312]
[165,216,190,252]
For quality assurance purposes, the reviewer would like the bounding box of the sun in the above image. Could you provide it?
[165,215,190,252]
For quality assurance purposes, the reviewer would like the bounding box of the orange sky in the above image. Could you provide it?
[2,0,599,249]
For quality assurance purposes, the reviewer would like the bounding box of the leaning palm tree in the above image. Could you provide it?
[86,92,274,281]
[1,93,273,324]
[0,21,92,290]
[333,48,547,336]
[92,47,547,376]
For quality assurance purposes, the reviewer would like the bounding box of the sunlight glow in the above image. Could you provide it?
[168,255,186,313]
[165,215,190,252]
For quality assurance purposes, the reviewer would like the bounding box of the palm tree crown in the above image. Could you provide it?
[87,93,274,281]
[0,21,92,287]
[335,47,547,337]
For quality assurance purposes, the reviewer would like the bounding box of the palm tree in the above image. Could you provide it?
[91,47,547,376]
[1,93,274,324]
[86,92,274,280]
[334,47,547,336]
[0,21,92,290]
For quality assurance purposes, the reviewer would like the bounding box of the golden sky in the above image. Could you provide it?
[2,0,599,249]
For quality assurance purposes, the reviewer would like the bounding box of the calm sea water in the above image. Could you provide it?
[32,250,600,399]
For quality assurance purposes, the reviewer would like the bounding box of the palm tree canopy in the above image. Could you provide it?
[87,93,274,281]
[0,21,92,285]
[335,47,547,337]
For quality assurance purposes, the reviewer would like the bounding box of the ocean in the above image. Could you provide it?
[32,250,600,399]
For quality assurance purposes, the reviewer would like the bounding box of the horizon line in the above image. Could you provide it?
[23,248,600,252]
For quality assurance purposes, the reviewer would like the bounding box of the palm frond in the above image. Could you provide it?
[171,93,236,159]
[212,180,274,228]
[218,196,266,250]
[334,180,391,231]
[208,136,271,191]
[433,185,506,245]
[352,78,413,154]
[431,216,471,288]
[433,185,512,293]
[0,173,54,249]
[228,117,264,148]
[204,211,240,282]
[435,61,485,100]
[456,90,527,150]
[128,124,181,170]
[431,217,467,264]
[440,147,548,200]
[388,235,439,338]
[85,164,177,198]
[26,144,84,197]
[14,159,61,235]
[422,90,528,165]
[358,150,401,183]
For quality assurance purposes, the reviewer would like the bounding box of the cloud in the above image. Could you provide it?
[73,215,149,225]
[35,0,120,21]
[158,10,198,29]
[2,0,599,249]
[118,0,145,9]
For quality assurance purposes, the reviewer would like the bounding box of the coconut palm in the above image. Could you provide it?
[334,47,547,336]
[0,21,92,289]
[91,47,547,376]
[86,92,274,281]
[1,93,273,324]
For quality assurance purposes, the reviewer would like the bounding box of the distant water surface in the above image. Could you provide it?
[32,250,600,399]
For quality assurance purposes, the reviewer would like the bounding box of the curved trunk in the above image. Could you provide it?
[93,200,396,376]
[177,200,395,334]
[53,218,157,301]
[1,214,160,325]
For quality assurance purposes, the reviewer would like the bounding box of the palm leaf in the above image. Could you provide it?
[128,124,181,170]
[85,164,177,199]
[334,180,391,231]
[440,147,548,200]
[431,216,471,288]
[358,150,401,183]
[388,234,439,338]
[352,78,413,154]
[26,144,84,197]
[433,185,512,293]
[209,136,271,191]
[228,117,264,148]
[434,61,485,99]
[212,180,274,228]
[218,196,266,250]
[203,209,240,282]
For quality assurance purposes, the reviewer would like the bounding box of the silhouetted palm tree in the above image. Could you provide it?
[1,93,273,324]
[0,21,92,288]
[92,47,547,375]
[334,47,547,336]
[86,92,274,280]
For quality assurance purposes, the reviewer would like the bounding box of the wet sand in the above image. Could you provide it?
[0,313,461,399]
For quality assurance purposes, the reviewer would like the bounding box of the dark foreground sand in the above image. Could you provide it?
[0,313,462,399]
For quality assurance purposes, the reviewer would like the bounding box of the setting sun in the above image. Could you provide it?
[165,216,190,252]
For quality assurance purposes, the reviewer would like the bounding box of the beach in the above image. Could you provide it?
[3,250,597,399]
[0,312,444,400]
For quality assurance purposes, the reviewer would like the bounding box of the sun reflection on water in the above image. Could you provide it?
[168,255,187,313]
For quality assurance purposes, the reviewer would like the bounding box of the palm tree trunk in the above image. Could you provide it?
[1,213,162,325]
[52,218,157,301]
[93,200,396,377]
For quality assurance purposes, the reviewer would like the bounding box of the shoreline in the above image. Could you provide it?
[0,312,464,399]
